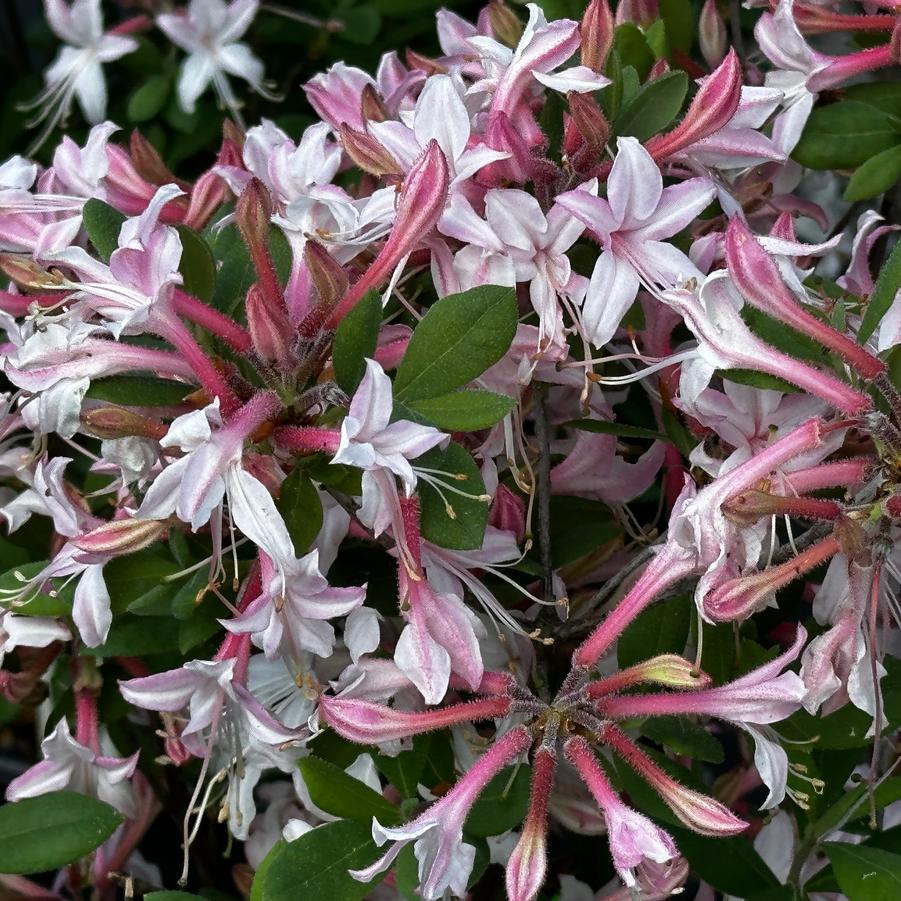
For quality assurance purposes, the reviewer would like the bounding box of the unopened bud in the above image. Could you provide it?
[599,723,748,837]
[489,0,524,47]
[222,118,245,149]
[73,518,168,557]
[130,130,184,188]
[81,406,168,440]
[646,48,741,160]
[360,84,388,124]
[235,177,273,250]
[567,92,609,156]
[304,240,349,311]
[580,0,615,72]
[246,284,292,367]
[699,0,727,68]
[0,255,66,291]
[722,489,843,525]
[339,124,402,178]
[588,654,711,697]
[704,535,842,622]
[405,49,445,76]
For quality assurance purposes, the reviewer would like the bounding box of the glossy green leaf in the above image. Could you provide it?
[611,23,654,80]
[548,496,621,566]
[0,791,123,874]
[614,71,688,142]
[176,226,217,302]
[618,593,691,669]
[82,199,126,263]
[641,717,724,763]
[417,441,490,550]
[659,0,694,52]
[261,819,384,901]
[793,101,901,170]
[127,74,171,122]
[85,375,191,406]
[407,389,515,431]
[825,842,901,901]
[465,765,531,837]
[332,289,381,394]
[845,144,901,201]
[297,756,400,825]
[860,239,901,343]
[276,467,323,553]
[394,285,517,402]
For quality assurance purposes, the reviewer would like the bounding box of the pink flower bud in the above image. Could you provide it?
[699,0,727,68]
[81,407,168,440]
[360,84,388,123]
[319,694,511,743]
[704,535,842,622]
[0,255,67,291]
[299,240,350,335]
[721,489,843,525]
[129,130,185,188]
[506,748,556,901]
[587,655,712,698]
[726,217,885,380]
[793,3,897,35]
[236,178,286,313]
[246,284,293,367]
[599,723,748,837]
[645,49,741,161]
[489,0,524,47]
[338,124,403,178]
[73,518,169,558]
[328,140,449,326]
[581,0,615,72]
[489,485,527,544]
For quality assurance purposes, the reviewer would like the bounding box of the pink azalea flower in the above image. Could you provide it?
[556,138,716,347]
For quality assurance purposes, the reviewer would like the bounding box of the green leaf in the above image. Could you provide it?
[465,765,531,837]
[614,71,688,142]
[860,239,901,343]
[85,375,190,406]
[825,842,901,901]
[297,756,400,825]
[393,285,517,402]
[611,23,655,80]
[644,20,668,59]
[672,828,780,896]
[335,6,382,44]
[618,593,691,669]
[717,368,801,393]
[845,144,901,201]
[210,223,292,316]
[793,101,901,170]
[566,418,665,441]
[276,468,323,553]
[376,734,434,799]
[0,791,123,874]
[548,496,621,566]
[417,442,490,550]
[844,82,901,117]
[127,73,171,122]
[177,226,217,303]
[407,390,515,431]
[84,615,181,657]
[261,819,384,901]
[659,0,694,52]
[333,290,382,394]
[641,717,724,763]
[82,199,126,263]
[0,561,71,617]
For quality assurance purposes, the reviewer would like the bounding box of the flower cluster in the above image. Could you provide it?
[1,0,901,899]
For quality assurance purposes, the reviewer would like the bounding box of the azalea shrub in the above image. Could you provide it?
[2,0,901,899]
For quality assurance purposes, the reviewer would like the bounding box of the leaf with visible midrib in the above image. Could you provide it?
[826,842,901,901]
[297,756,400,825]
[261,819,384,901]
[860,239,901,344]
[393,285,517,402]
[0,791,123,874]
